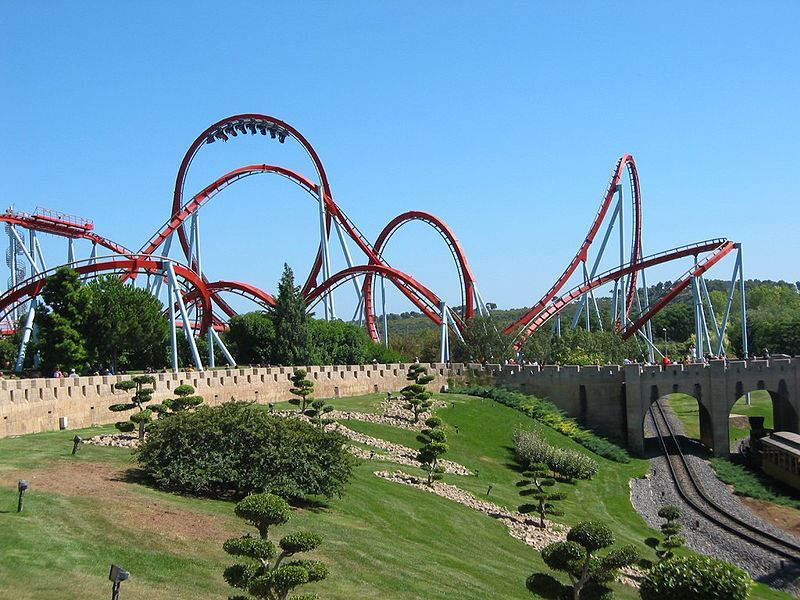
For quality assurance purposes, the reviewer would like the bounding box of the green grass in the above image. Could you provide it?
[667,390,773,444]
[710,457,800,511]
[271,391,387,414]
[0,395,792,599]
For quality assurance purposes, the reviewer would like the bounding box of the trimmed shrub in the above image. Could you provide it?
[640,555,751,600]
[531,520,638,599]
[452,385,630,463]
[514,430,599,480]
[137,401,357,498]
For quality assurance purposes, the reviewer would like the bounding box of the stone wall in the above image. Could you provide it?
[3,358,797,457]
[0,363,470,438]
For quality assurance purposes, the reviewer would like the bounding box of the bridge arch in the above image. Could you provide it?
[645,383,715,453]
[725,381,799,453]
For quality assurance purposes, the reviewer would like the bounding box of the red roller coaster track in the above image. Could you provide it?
[0,113,738,359]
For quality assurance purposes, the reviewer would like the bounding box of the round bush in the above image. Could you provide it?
[136,401,356,498]
[640,555,751,600]
[567,521,614,552]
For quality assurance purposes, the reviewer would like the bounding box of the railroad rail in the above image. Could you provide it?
[649,398,800,563]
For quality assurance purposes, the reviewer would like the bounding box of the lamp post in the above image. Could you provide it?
[662,328,668,356]
[17,479,28,512]
[109,565,130,600]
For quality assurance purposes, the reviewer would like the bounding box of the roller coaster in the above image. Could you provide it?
[0,114,749,372]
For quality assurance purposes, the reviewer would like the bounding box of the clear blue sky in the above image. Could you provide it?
[2,2,798,315]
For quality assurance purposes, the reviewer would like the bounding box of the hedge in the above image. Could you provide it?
[450,385,631,463]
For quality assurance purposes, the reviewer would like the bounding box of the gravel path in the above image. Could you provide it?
[631,403,800,595]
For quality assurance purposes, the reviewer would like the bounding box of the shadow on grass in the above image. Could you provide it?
[111,467,332,512]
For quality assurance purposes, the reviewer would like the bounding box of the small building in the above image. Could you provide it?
[758,431,800,491]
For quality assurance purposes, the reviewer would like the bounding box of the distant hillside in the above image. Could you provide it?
[385,279,799,337]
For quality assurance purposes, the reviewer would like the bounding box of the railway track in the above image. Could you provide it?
[649,399,800,563]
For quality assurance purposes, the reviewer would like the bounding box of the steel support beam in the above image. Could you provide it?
[381,275,388,348]
[207,325,215,368]
[737,244,748,359]
[167,269,179,372]
[715,250,741,357]
[317,184,334,320]
[14,300,35,373]
[332,218,363,303]
[211,328,236,366]
[439,300,449,363]
[166,262,202,371]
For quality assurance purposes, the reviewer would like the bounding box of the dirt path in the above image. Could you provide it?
[5,461,238,543]
[740,497,800,538]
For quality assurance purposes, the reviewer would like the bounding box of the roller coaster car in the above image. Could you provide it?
[30,210,94,232]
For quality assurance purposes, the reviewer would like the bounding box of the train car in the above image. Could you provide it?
[757,431,800,492]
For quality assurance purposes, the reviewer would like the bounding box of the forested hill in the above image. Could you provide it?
[386,279,799,337]
[385,279,800,360]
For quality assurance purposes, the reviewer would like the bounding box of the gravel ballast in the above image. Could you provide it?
[630,405,800,595]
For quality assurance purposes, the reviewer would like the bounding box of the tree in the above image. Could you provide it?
[269,264,311,366]
[35,267,89,374]
[289,369,314,414]
[305,398,334,427]
[137,401,356,498]
[82,276,169,372]
[40,266,88,323]
[651,303,695,343]
[34,311,87,374]
[453,315,512,363]
[109,375,157,440]
[152,384,203,417]
[640,554,751,600]
[644,505,684,562]
[400,363,434,423]
[309,319,371,365]
[416,416,448,485]
[223,492,328,600]
[225,312,276,365]
[517,462,566,528]
[528,521,638,600]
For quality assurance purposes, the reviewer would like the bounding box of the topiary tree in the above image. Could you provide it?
[416,416,448,486]
[223,492,328,600]
[640,554,751,600]
[152,384,204,417]
[517,462,567,528]
[646,505,684,562]
[109,375,156,440]
[401,363,435,423]
[528,520,638,600]
[289,369,314,414]
[304,398,334,427]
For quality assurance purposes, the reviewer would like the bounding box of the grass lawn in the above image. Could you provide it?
[270,391,387,414]
[0,394,791,599]
[667,390,773,444]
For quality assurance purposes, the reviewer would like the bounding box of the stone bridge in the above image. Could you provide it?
[483,357,800,457]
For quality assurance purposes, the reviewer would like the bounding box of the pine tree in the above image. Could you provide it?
[289,369,314,413]
[655,505,685,561]
[223,492,328,600]
[517,463,567,528]
[528,521,639,600]
[417,416,448,485]
[269,264,310,366]
[401,363,435,423]
[305,398,334,427]
[109,375,157,440]
[152,384,203,416]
